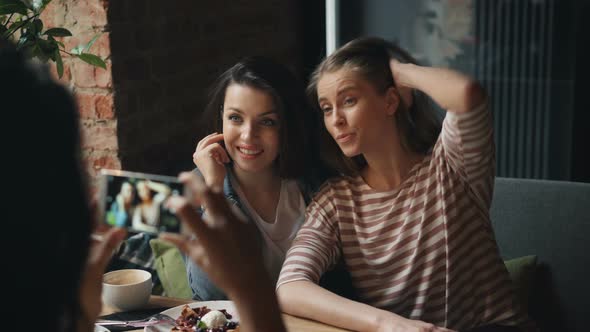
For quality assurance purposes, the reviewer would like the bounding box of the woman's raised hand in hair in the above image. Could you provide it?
[388,58,485,113]
[389,59,414,109]
[192,133,230,192]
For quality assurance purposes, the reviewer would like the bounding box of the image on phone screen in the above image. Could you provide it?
[99,170,184,234]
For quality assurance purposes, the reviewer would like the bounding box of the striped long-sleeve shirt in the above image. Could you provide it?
[277,101,532,331]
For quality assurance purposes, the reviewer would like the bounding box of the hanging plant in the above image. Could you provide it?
[1,0,106,78]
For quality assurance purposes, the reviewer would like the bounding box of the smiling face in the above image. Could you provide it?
[222,83,280,175]
[136,181,151,201]
[317,68,398,157]
[120,182,135,204]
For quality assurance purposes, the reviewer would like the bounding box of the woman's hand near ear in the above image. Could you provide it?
[193,133,230,192]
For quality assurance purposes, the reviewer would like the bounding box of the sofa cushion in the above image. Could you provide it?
[504,255,537,311]
[149,239,192,299]
[491,178,590,331]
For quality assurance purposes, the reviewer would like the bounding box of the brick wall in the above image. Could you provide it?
[108,0,306,176]
[42,0,310,187]
[42,0,118,192]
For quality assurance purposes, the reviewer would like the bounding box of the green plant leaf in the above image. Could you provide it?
[0,0,28,15]
[30,37,54,62]
[70,44,83,55]
[78,52,106,69]
[8,17,24,30]
[16,32,32,48]
[38,37,56,56]
[31,43,51,62]
[55,48,63,78]
[48,35,63,47]
[83,33,100,52]
[39,0,51,12]
[22,19,35,35]
[5,23,23,40]
[21,0,47,13]
[70,33,101,55]
[32,17,41,33]
[44,27,71,37]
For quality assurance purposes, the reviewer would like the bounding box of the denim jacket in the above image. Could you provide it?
[185,165,325,300]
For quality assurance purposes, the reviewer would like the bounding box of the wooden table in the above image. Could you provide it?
[100,295,350,332]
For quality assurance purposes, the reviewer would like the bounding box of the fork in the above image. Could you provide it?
[96,313,177,328]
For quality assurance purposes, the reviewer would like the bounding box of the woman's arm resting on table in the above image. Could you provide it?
[390,61,486,113]
[277,281,455,332]
[277,280,382,332]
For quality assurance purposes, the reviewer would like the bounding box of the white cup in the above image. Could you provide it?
[102,269,152,311]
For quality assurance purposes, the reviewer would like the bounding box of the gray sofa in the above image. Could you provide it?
[490,177,590,332]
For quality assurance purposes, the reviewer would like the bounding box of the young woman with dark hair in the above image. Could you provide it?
[2,40,127,332]
[2,41,287,332]
[186,56,334,300]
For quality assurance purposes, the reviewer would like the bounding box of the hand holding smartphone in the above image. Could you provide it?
[98,170,184,234]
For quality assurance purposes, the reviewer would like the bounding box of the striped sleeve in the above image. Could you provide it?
[438,99,495,208]
[276,184,341,289]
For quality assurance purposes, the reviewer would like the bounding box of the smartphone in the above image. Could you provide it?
[98,169,184,234]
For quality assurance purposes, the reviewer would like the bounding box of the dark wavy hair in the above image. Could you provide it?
[1,40,91,332]
[307,37,442,176]
[201,56,325,180]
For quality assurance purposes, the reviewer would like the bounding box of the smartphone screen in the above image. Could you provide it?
[99,169,184,234]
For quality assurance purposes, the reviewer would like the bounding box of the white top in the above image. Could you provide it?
[231,176,306,284]
[131,193,166,233]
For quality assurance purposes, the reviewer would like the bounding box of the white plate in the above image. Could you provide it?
[144,301,239,332]
[94,325,110,332]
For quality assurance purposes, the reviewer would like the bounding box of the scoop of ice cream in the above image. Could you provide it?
[200,310,228,329]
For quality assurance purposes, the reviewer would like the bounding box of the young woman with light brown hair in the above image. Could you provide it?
[276,37,533,332]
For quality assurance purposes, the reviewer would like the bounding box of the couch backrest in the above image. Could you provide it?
[490,177,590,332]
